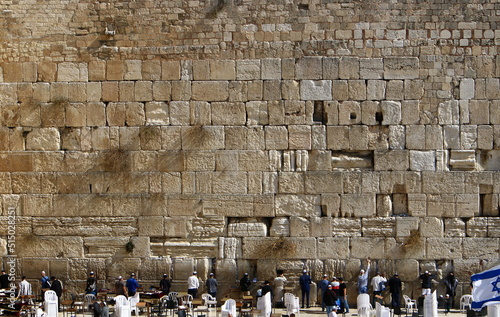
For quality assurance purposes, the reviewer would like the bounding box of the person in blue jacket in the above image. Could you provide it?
[299,270,312,308]
[126,273,139,297]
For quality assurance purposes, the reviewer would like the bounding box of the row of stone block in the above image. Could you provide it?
[2,232,498,263]
[0,79,428,105]
[4,126,500,156]
[0,57,423,83]
[0,190,495,217]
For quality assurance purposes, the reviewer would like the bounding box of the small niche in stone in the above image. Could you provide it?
[298,3,309,10]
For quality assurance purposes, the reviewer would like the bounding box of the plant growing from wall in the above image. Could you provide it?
[401,229,423,255]
[125,240,135,253]
[256,236,297,258]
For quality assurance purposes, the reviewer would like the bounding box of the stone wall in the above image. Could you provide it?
[0,0,499,307]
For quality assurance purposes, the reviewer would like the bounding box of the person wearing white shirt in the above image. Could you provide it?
[371,271,387,306]
[187,271,200,298]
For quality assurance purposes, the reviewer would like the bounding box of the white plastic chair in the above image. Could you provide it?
[221,299,237,317]
[257,293,271,317]
[129,292,140,317]
[115,295,132,317]
[358,305,374,317]
[460,295,473,312]
[376,302,391,317]
[84,293,96,314]
[284,293,300,316]
[201,293,217,311]
[403,295,416,315]
[44,290,59,317]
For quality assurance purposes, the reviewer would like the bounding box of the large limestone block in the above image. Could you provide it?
[289,216,310,237]
[456,194,479,217]
[401,100,420,125]
[219,238,242,259]
[282,80,300,100]
[212,102,246,125]
[381,101,401,125]
[362,217,395,236]
[164,217,188,238]
[236,60,261,80]
[275,195,320,217]
[124,60,142,80]
[270,217,290,236]
[427,194,455,217]
[296,57,323,80]
[239,150,269,171]
[349,125,369,150]
[367,80,386,101]
[384,57,419,79]
[138,216,164,236]
[0,84,17,105]
[181,126,224,150]
[386,80,404,100]
[348,80,367,100]
[340,194,376,217]
[419,217,443,238]
[161,61,181,80]
[305,172,342,194]
[212,172,247,194]
[57,62,88,82]
[339,101,361,125]
[210,60,236,80]
[444,218,466,237]
[145,101,169,125]
[300,80,332,100]
[265,126,288,150]
[26,128,60,151]
[350,237,385,259]
[323,57,339,79]
[202,195,255,217]
[374,150,409,171]
[246,101,268,125]
[460,78,475,100]
[317,237,349,259]
[339,57,359,79]
[426,238,462,259]
[263,80,281,100]
[326,126,349,150]
[278,172,304,194]
[192,81,229,101]
[153,81,171,101]
[17,236,83,258]
[228,221,267,237]
[410,151,436,171]
[331,218,361,236]
[288,125,311,150]
[242,237,316,259]
[261,58,282,79]
[396,217,419,236]
[360,58,383,79]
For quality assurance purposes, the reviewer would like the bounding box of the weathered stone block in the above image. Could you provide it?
[210,60,236,80]
[212,102,246,125]
[192,81,229,101]
[339,57,359,79]
[460,78,475,100]
[374,150,409,171]
[384,57,419,79]
[26,128,60,151]
[275,195,320,217]
[236,60,261,80]
[340,194,375,217]
[410,151,435,171]
[360,58,383,79]
[350,237,385,259]
[261,58,281,79]
[426,238,462,259]
[296,57,323,80]
[300,80,332,100]
[138,216,164,237]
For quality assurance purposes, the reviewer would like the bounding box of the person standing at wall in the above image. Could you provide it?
[50,276,63,308]
[0,270,9,289]
[86,271,98,295]
[338,277,349,314]
[187,271,200,299]
[18,276,32,296]
[387,273,402,313]
[299,270,312,308]
[206,273,218,298]
[323,284,338,317]
[126,273,139,297]
[115,276,127,297]
[318,274,330,311]
[419,271,434,296]
[357,258,371,294]
[371,271,386,306]
[273,270,287,305]
[240,273,252,294]
[160,274,172,296]
[443,272,458,309]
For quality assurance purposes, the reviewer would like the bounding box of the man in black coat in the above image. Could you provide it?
[240,273,251,293]
[323,284,338,316]
[261,280,273,299]
[419,271,434,296]
[388,273,402,312]
[50,276,63,308]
